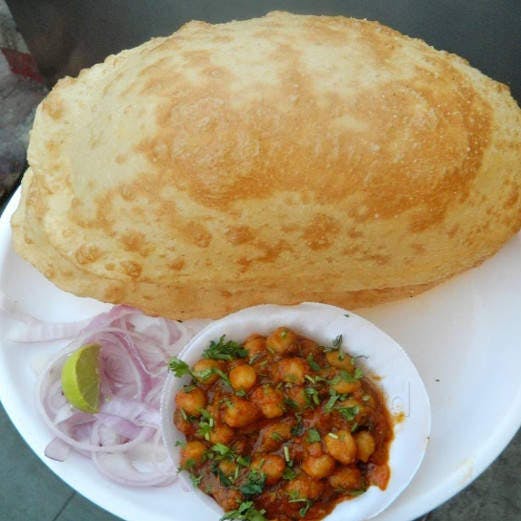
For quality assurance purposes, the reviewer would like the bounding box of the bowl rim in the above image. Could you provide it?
[160,302,431,521]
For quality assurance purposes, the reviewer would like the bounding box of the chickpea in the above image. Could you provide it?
[266,327,298,354]
[326,351,355,371]
[354,431,376,462]
[222,396,260,427]
[286,386,308,410]
[306,442,323,458]
[218,459,238,477]
[272,358,310,385]
[331,376,362,394]
[193,359,222,385]
[180,440,207,468]
[324,430,357,464]
[302,454,336,479]
[173,408,193,435]
[258,421,293,452]
[209,423,235,445]
[175,387,206,416]
[337,397,365,420]
[229,364,257,391]
[213,487,242,512]
[252,454,285,485]
[243,334,266,359]
[328,466,363,491]
[286,475,325,500]
[299,338,320,358]
[251,385,285,418]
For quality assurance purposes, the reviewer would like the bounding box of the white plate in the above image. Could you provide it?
[1,188,521,521]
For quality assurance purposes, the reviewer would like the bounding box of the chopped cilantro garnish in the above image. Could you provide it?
[211,443,233,457]
[332,334,343,348]
[354,367,364,379]
[291,415,304,436]
[236,455,251,467]
[288,492,313,517]
[212,367,233,387]
[331,369,358,384]
[196,409,215,441]
[283,467,297,480]
[189,472,203,487]
[271,432,283,442]
[322,334,345,359]
[307,428,321,443]
[221,501,267,521]
[204,336,248,361]
[306,354,321,371]
[324,390,340,412]
[304,387,320,406]
[240,470,266,496]
[283,397,299,410]
[337,405,360,421]
[168,357,193,378]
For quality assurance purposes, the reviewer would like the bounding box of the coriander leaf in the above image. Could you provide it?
[240,470,266,496]
[324,391,340,412]
[236,455,251,467]
[204,336,248,361]
[212,443,233,457]
[189,472,202,487]
[168,357,193,377]
[196,409,215,440]
[332,334,343,348]
[221,501,267,521]
[216,467,233,487]
[284,397,299,410]
[288,492,313,516]
[212,367,233,387]
[304,387,320,406]
[337,405,360,421]
[306,428,321,443]
[283,467,297,480]
[291,415,304,436]
[306,354,321,372]
[354,367,364,379]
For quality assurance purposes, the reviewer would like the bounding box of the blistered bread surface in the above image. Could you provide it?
[12,11,521,318]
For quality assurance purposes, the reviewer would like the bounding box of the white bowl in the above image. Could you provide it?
[160,302,431,521]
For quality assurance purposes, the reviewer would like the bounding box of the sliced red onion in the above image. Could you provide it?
[44,437,72,462]
[33,305,210,487]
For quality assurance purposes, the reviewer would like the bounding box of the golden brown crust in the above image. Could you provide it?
[11,11,521,319]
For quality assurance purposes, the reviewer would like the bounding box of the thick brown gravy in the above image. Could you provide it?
[170,327,393,521]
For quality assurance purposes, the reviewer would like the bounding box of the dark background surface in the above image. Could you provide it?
[1,1,521,521]
[5,0,521,103]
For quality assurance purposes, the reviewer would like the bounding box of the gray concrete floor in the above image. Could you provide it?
[1,401,520,521]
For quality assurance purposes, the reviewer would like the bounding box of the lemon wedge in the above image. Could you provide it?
[61,343,101,413]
